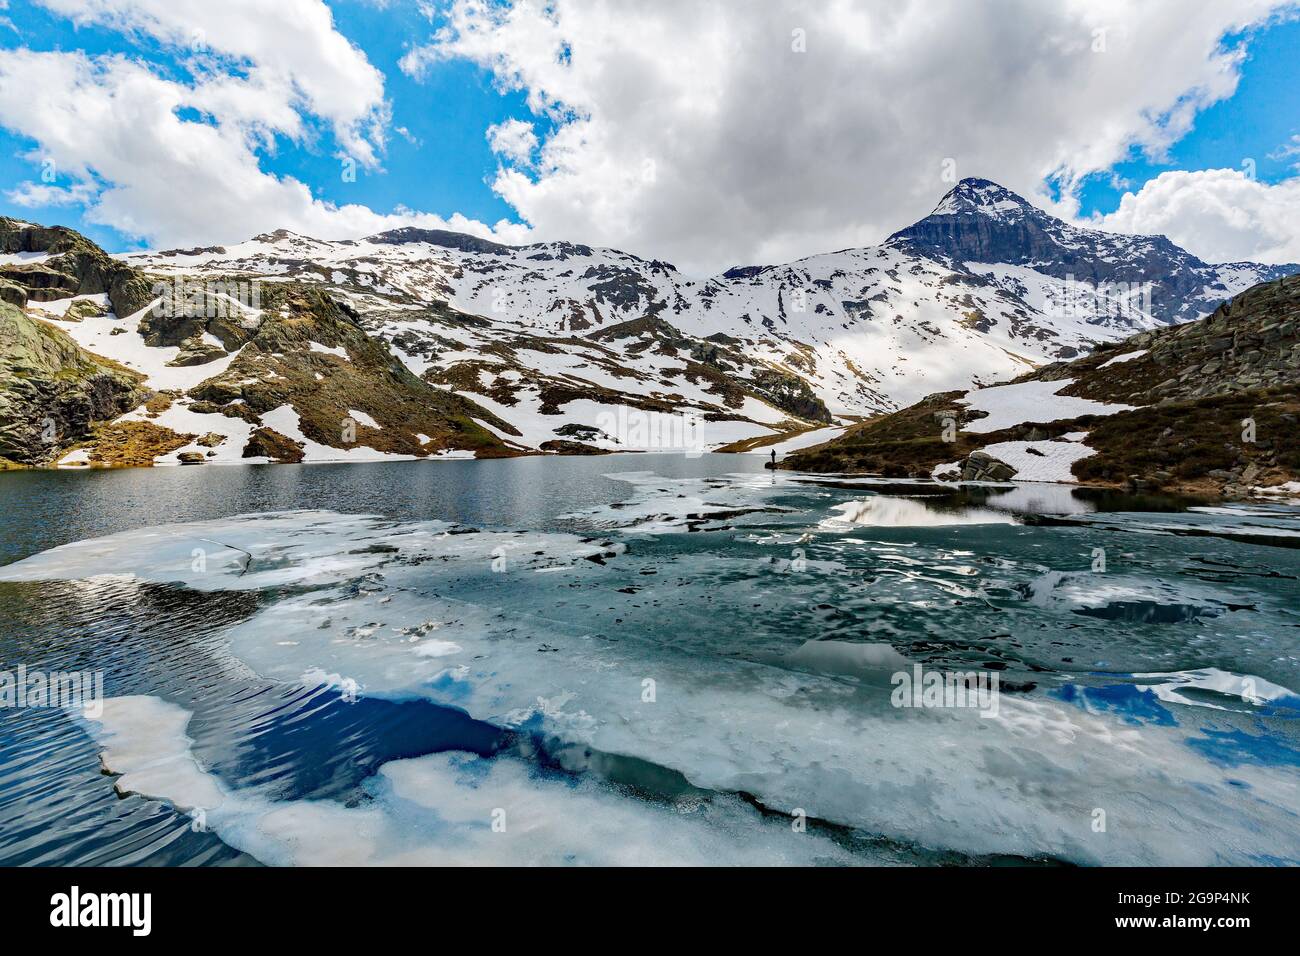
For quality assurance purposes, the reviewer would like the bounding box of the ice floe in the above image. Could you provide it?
[83,695,858,866]
[7,506,1297,865]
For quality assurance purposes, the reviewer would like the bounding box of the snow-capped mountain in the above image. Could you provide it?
[890,178,1295,326]
[124,178,1295,428]
[7,178,1295,467]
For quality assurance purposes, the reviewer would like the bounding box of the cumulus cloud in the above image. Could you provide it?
[35,0,389,165]
[1094,168,1300,264]
[0,1,532,248]
[486,118,538,165]
[2,0,1297,267]
[5,180,99,208]
[405,0,1295,273]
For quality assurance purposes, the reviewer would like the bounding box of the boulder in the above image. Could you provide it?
[961,450,1018,482]
[166,334,228,367]
[242,426,305,463]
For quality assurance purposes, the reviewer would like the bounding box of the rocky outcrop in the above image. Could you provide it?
[748,367,833,424]
[0,302,146,466]
[242,427,305,463]
[0,218,155,319]
[167,334,229,367]
[188,283,517,459]
[135,279,259,354]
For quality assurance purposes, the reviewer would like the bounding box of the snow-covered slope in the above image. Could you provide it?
[13,179,1294,467]
[122,179,1295,437]
[786,271,1300,500]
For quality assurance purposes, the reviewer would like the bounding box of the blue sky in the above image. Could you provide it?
[0,0,532,250]
[0,1,1297,272]
[1073,16,1300,214]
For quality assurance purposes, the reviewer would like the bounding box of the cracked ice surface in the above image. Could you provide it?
[6,481,1300,866]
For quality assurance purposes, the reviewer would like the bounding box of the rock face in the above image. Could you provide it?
[889,178,1298,326]
[0,218,154,320]
[785,273,1300,500]
[0,302,145,465]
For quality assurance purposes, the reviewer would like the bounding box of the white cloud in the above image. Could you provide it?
[35,0,389,165]
[5,180,99,207]
[1093,168,1300,264]
[406,0,1295,273]
[0,4,528,248]
[1270,134,1300,168]
[486,118,538,165]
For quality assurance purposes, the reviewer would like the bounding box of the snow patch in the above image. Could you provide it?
[959,379,1134,434]
[1099,349,1148,368]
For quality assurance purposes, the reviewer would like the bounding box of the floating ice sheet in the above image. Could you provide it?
[83,696,859,866]
[10,501,1299,865]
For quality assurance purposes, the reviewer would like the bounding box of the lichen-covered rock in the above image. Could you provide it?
[0,302,146,465]
[0,278,27,308]
[166,333,228,367]
[62,299,109,322]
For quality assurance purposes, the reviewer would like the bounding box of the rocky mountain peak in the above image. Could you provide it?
[928,177,1037,220]
[366,227,514,256]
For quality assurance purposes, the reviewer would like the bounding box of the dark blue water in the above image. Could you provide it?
[0,453,762,565]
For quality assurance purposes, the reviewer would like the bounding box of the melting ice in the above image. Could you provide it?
[5,474,1300,866]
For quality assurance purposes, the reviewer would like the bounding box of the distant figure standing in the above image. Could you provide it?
[770,448,777,468]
